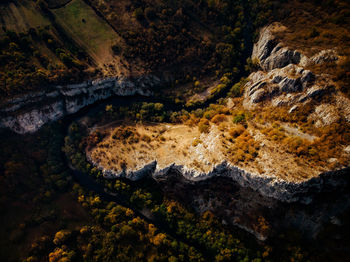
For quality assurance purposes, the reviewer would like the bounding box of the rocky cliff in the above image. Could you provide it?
[88,150,349,204]
[154,167,350,241]
[0,75,163,134]
[244,23,350,124]
[86,144,350,241]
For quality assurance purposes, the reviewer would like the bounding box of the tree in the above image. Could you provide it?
[53,230,71,245]
[111,44,121,55]
[133,8,144,21]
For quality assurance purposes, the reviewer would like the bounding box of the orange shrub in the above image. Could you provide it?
[228,131,260,163]
[229,124,245,138]
[141,134,151,143]
[198,119,210,133]
[211,114,227,124]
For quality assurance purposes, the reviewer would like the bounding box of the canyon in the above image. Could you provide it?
[2,22,349,242]
[85,22,349,199]
[81,23,350,240]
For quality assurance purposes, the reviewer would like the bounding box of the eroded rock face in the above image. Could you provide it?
[86,155,350,240]
[155,169,350,241]
[244,23,346,121]
[243,64,322,109]
[87,147,350,204]
[252,23,302,71]
[0,75,163,134]
[301,49,339,66]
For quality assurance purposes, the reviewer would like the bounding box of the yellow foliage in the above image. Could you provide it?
[53,230,71,245]
[228,131,259,163]
[198,118,210,133]
[152,233,166,246]
[48,247,73,262]
[77,195,84,203]
[192,138,202,147]
[148,224,157,236]
[90,196,101,206]
[125,208,134,217]
[166,201,177,213]
[255,216,270,235]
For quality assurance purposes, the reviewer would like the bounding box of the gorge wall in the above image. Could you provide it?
[86,145,350,241]
[0,75,163,134]
[88,154,350,204]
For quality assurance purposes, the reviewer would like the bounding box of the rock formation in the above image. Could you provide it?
[252,23,302,71]
[88,146,350,203]
[0,75,163,134]
[244,23,350,126]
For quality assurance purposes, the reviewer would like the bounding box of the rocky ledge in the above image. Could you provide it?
[0,75,163,134]
[87,150,349,204]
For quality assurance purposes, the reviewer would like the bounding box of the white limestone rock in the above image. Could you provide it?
[252,23,302,71]
[243,64,316,109]
[309,104,340,127]
[244,23,341,114]
[0,75,162,134]
[311,49,338,65]
[87,153,350,203]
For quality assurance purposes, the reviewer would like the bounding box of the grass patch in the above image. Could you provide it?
[0,0,50,34]
[52,0,119,60]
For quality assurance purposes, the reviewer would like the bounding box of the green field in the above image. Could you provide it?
[0,0,50,35]
[52,0,119,64]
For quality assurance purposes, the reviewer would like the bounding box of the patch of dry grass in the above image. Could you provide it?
[86,115,343,182]
[89,122,234,174]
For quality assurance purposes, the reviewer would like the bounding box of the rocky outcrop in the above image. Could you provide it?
[243,63,320,108]
[252,23,302,71]
[244,23,343,115]
[0,75,163,134]
[301,49,339,66]
[154,168,350,241]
